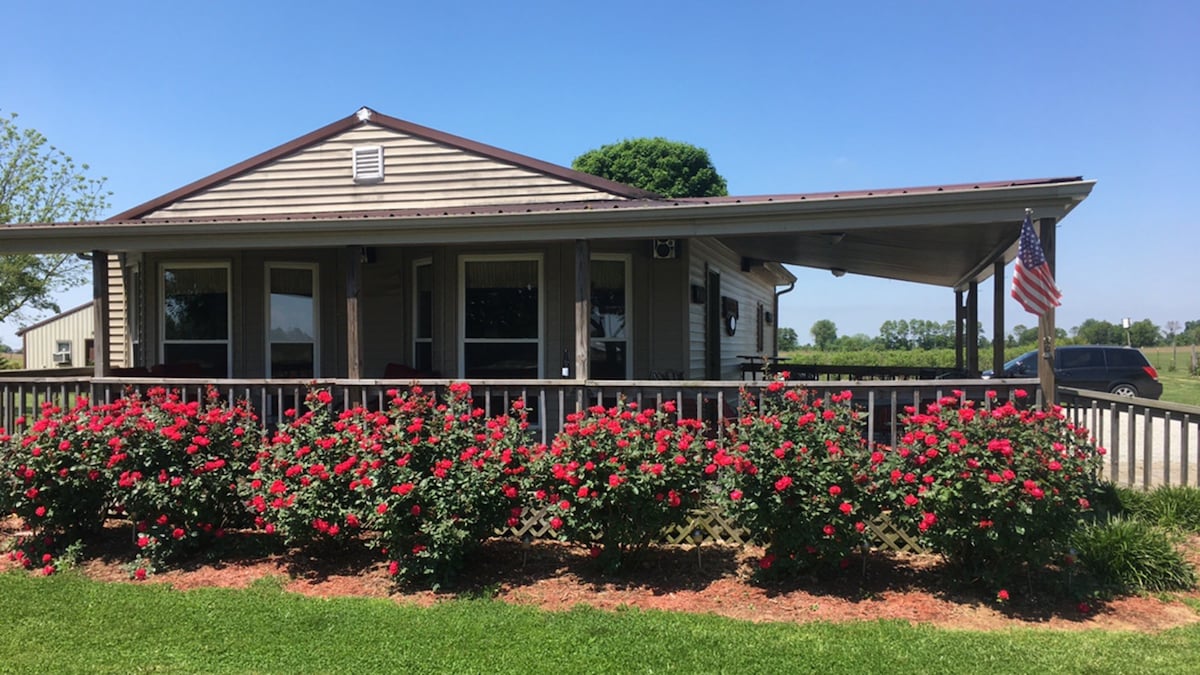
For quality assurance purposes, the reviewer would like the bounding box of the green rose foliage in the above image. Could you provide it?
[877,389,1105,584]
[528,399,705,566]
[246,384,533,586]
[1,399,108,573]
[363,383,533,585]
[246,388,390,550]
[105,387,258,571]
[713,383,877,576]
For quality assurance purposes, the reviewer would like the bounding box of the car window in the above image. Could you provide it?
[1059,349,1104,369]
[1002,351,1037,375]
[1106,349,1150,368]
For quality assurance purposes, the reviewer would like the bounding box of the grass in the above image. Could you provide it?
[2,572,1200,673]
[1139,346,1200,406]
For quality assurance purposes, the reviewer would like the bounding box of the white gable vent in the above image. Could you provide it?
[352,145,384,184]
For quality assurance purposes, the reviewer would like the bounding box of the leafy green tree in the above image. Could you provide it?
[572,138,728,198]
[1,111,110,326]
[1008,324,1039,348]
[777,327,799,352]
[876,319,911,350]
[810,319,837,351]
[1184,320,1200,345]
[833,333,874,351]
[1128,319,1161,348]
[1073,319,1122,345]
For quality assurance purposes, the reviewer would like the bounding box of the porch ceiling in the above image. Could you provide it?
[717,219,1020,289]
[0,177,1094,290]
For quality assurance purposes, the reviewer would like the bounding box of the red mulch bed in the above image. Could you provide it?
[3,516,1198,632]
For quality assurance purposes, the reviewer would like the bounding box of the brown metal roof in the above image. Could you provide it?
[58,176,1081,228]
[105,107,662,222]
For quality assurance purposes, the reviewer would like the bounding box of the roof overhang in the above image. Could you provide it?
[0,177,1093,290]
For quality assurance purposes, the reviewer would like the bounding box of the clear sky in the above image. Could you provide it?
[2,0,1197,348]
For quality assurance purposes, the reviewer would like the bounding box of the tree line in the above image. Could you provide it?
[782,318,1200,352]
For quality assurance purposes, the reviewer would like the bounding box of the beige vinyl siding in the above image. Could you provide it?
[21,304,94,370]
[146,124,627,219]
[687,238,781,379]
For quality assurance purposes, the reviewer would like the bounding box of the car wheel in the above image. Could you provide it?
[1110,383,1139,397]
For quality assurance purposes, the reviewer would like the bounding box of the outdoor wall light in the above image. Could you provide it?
[830,267,847,278]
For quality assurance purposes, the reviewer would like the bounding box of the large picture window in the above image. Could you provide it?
[590,255,631,379]
[161,264,230,377]
[267,264,318,378]
[460,256,542,378]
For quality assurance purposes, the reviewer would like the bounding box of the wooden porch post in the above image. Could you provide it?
[993,260,1006,374]
[1037,216,1058,404]
[954,289,964,371]
[345,246,364,379]
[966,281,979,376]
[574,240,590,381]
[92,251,110,377]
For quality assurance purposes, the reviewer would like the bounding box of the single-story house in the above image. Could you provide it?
[0,107,1094,385]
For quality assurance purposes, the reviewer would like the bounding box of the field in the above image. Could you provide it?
[784,346,1200,407]
[1143,346,1200,407]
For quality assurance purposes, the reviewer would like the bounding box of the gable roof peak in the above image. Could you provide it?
[106,107,660,221]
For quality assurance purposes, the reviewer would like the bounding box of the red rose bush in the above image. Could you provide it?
[876,389,1104,583]
[528,399,705,566]
[244,384,533,586]
[712,380,878,575]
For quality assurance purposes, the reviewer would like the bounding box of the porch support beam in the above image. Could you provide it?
[92,251,110,377]
[1037,217,1058,404]
[345,246,364,379]
[993,260,1006,374]
[954,290,964,371]
[966,281,979,376]
[574,239,590,381]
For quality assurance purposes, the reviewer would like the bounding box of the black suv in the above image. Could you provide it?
[984,345,1163,399]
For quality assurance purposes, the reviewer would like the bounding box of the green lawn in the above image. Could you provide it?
[2,572,1199,674]
[1143,346,1200,407]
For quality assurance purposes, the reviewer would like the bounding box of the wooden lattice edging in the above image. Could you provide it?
[499,505,927,555]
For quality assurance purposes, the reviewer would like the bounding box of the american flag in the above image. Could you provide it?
[1011,213,1061,316]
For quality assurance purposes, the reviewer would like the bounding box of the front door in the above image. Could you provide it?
[705,268,721,380]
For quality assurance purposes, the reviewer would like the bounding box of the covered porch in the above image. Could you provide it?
[3,178,1093,386]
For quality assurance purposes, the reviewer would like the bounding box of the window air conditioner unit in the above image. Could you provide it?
[53,351,72,365]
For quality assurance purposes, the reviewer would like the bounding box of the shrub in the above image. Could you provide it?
[877,390,1105,584]
[245,389,385,551]
[105,387,258,571]
[0,399,109,572]
[363,383,533,585]
[528,399,705,566]
[246,384,534,586]
[1114,486,1200,533]
[712,382,875,575]
[1072,516,1197,592]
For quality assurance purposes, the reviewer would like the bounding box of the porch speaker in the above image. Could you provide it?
[652,239,677,260]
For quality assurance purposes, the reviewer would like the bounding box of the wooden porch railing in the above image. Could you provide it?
[1,371,1040,449]
[1059,386,1200,490]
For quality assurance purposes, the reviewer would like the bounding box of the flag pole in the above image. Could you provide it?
[1033,209,1058,407]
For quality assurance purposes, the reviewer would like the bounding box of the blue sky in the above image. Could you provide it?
[2,0,1197,348]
